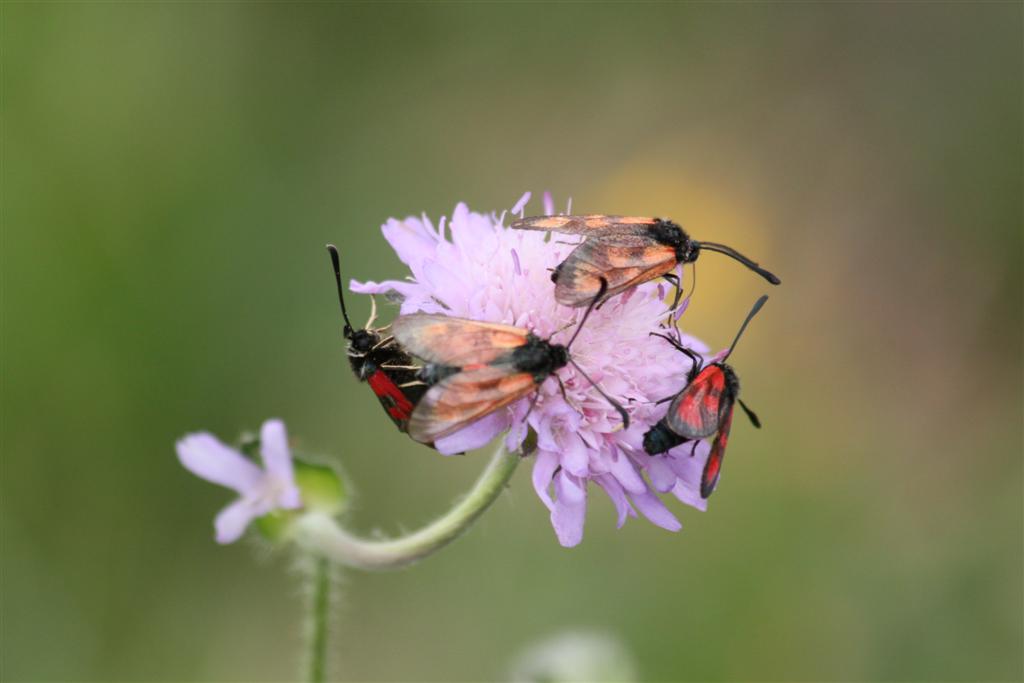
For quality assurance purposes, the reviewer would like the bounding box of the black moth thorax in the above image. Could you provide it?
[346,329,418,384]
[643,422,687,455]
[648,218,698,264]
[509,335,568,381]
[717,363,741,402]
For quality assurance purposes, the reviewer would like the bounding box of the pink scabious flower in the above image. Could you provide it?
[177,419,302,544]
[353,193,713,547]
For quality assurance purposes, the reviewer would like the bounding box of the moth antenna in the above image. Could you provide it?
[568,359,630,430]
[722,295,768,362]
[326,244,355,337]
[564,277,609,351]
[737,398,761,428]
[694,241,781,285]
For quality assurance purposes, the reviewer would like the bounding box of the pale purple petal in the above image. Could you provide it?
[510,248,522,276]
[674,293,692,320]
[672,480,707,512]
[423,261,469,302]
[349,278,420,299]
[646,456,677,493]
[551,471,587,547]
[667,440,709,485]
[504,403,530,452]
[449,203,496,258]
[607,447,647,494]
[214,499,258,544]
[628,488,682,532]
[532,450,560,510]
[511,191,531,216]
[177,433,262,495]
[434,411,508,455]
[381,217,439,272]
[259,419,293,480]
[596,474,635,528]
[560,435,589,477]
[278,483,303,510]
[542,191,555,215]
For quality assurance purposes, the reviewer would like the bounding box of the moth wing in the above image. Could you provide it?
[407,365,537,444]
[365,369,420,430]
[392,314,529,366]
[511,214,658,236]
[553,239,678,307]
[664,366,729,440]
[700,405,735,498]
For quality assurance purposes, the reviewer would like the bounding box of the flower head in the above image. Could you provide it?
[354,193,713,546]
[177,419,302,544]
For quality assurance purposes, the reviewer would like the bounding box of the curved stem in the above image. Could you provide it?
[306,556,330,683]
[293,444,520,571]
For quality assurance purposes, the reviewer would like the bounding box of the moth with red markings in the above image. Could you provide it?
[392,279,630,446]
[510,214,781,307]
[642,295,768,498]
[327,245,427,432]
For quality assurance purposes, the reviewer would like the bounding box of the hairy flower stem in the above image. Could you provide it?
[306,556,330,683]
[294,444,520,571]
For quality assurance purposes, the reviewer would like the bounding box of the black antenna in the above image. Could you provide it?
[569,359,631,430]
[722,295,768,362]
[326,244,354,337]
[694,241,781,285]
[737,398,761,428]
[559,277,629,429]
[564,277,609,351]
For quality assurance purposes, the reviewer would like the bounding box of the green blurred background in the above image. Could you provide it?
[4,3,1021,681]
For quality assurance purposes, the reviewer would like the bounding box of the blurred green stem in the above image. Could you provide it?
[293,444,519,571]
[307,556,330,683]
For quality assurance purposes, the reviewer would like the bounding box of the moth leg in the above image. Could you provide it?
[522,389,544,423]
[398,381,428,388]
[649,332,703,379]
[379,364,421,371]
[370,335,395,351]
[661,273,684,325]
[690,440,700,458]
[365,295,379,330]
[556,374,570,402]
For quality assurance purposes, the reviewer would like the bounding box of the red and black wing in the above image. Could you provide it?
[511,214,659,237]
[700,403,734,498]
[407,364,538,444]
[664,364,731,440]
[553,237,678,307]
[392,314,529,367]
[365,368,423,430]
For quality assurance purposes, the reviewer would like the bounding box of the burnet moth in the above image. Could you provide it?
[642,295,768,498]
[326,244,427,432]
[391,279,630,446]
[510,214,780,307]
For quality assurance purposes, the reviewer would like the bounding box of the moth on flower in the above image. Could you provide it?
[351,193,715,546]
[326,245,427,433]
[510,214,781,307]
[643,296,767,498]
[391,278,629,446]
